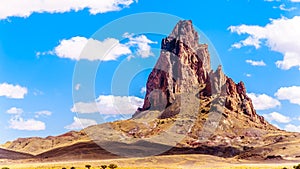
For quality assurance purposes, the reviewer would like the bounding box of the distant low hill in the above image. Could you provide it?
[1,131,89,155]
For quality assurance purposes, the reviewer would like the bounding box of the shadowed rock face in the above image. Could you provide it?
[0,148,33,160]
[134,20,269,126]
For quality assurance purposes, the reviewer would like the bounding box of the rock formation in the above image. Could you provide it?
[134,20,271,127]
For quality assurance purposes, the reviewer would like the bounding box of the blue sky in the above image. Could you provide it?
[1,0,300,143]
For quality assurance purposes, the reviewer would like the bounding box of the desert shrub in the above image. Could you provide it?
[101,165,107,169]
[70,167,76,169]
[85,164,91,169]
[294,164,300,169]
[62,168,66,169]
[108,163,118,169]
[283,167,287,169]
[2,167,9,169]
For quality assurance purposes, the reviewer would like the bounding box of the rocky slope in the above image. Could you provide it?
[1,131,89,155]
[0,148,33,160]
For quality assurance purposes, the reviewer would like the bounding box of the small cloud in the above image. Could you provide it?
[273,4,297,11]
[263,112,291,123]
[264,0,281,2]
[123,33,157,59]
[35,110,52,118]
[33,89,44,96]
[71,95,144,114]
[75,83,81,91]
[230,36,261,49]
[245,74,252,77]
[248,93,281,110]
[36,51,53,58]
[6,107,23,115]
[246,60,266,66]
[0,83,27,99]
[6,108,50,130]
[275,86,300,106]
[140,87,146,95]
[9,117,45,131]
[64,117,97,130]
[284,124,300,132]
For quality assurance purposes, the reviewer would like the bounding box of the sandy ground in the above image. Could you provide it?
[1,154,300,169]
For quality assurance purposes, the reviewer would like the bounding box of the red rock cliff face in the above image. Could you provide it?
[135,20,267,125]
[138,20,211,111]
[225,78,266,124]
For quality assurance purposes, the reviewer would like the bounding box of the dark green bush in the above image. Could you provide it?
[294,164,300,169]
[101,165,107,169]
[108,164,118,169]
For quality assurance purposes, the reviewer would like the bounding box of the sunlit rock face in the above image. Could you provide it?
[134,20,268,125]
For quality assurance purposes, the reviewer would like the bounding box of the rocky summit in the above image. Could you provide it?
[134,20,273,129]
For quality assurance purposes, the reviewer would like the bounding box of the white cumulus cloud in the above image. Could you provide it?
[229,16,300,70]
[0,0,136,20]
[46,37,132,61]
[263,112,291,123]
[6,107,23,115]
[6,108,51,130]
[246,60,266,66]
[9,117,45,131]
[40,34,156,61]
[65,117,97,130]
[275,86,300,106]
[248,93,281,110]
[124,33,158,59]
[284,124,300,132]
[71,95,144,114]
[0,83,28,99]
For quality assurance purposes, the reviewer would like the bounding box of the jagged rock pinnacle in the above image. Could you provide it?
[134,20,276,129]
[169,20,199,50]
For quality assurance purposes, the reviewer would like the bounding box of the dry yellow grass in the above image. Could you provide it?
[1,154,299,169]
[0,166,294,169]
